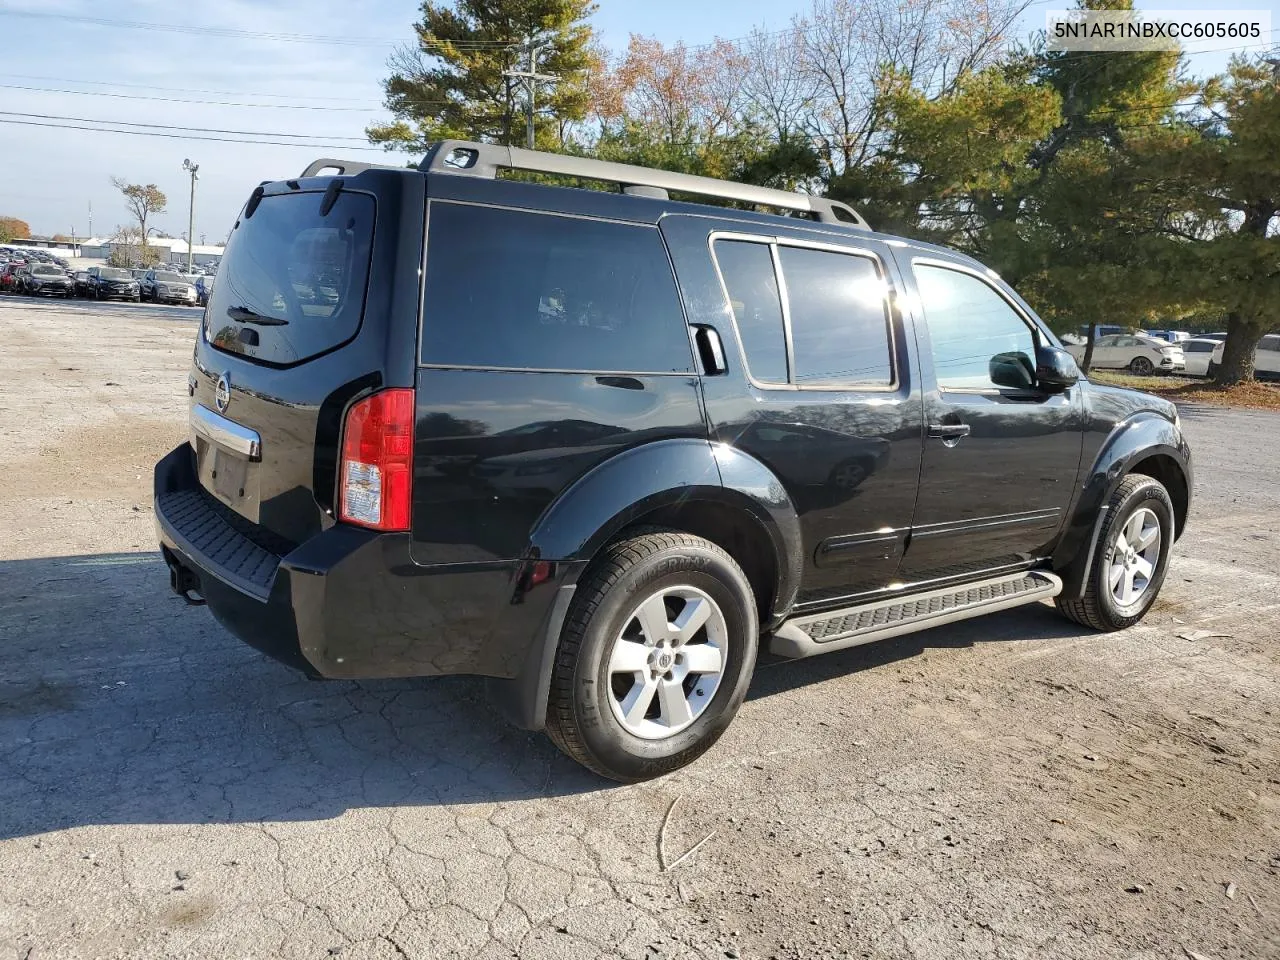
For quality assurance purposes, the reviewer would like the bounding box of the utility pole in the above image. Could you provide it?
[182,159,199,272]
[87,200,92,238]
[503,36,556,149]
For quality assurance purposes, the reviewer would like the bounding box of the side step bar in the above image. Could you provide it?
[770,570,1063,659]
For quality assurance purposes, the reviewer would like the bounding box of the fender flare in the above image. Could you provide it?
[1053,412,1192,599]
[496,439,803,731]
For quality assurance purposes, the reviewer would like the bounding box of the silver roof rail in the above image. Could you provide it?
[418,140,871,230]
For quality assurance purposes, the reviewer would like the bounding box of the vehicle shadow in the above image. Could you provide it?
[0,552,1088,841]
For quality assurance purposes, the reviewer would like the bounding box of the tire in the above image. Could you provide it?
[1130,355,1155,376]
[1056,474,1175,631]
[545,528,758,782]
[1206,360,1218,379]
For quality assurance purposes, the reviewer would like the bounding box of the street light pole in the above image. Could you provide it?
[182,159,199,272]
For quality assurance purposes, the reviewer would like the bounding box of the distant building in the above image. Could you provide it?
[76,236,224,266]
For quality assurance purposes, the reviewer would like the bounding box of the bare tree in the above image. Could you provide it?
[791,0,1028,177]
[110,177,167,255]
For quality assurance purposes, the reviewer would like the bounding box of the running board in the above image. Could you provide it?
[770,571,1063,659]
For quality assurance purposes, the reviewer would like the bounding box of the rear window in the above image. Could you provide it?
[421,202,693,373]
[205,190,375,366]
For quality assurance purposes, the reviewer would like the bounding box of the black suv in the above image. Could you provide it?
[86,266,142,302]
[155,142,1192,782]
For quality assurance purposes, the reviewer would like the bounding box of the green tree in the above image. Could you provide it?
[110,178,167,257]
[368,0,597,151]
[0,215,31,242]
[1155,59,1280,384]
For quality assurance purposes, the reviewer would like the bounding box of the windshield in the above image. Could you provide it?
[100,268,130,280]
[32,266,61,276]
[206,189,375,366]
[155,272,184,282]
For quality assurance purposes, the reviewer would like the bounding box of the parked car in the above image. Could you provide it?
[1179,337,1221,377]
[70,270,95,297]
[0,262,24,292]
[1067,333,1185,375]
[20,264,73,297]
[194,274,215,306]
[141,269,197,305]
[87,266,142,302]
[155,141,1192,782]
[1078,323,1127,339]
[1207,333,1280,380]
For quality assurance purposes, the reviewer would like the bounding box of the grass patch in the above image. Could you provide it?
[1090,370,1280,411]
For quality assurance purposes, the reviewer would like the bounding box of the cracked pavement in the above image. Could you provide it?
[0,297,1277,959]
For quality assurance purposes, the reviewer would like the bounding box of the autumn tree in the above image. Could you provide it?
[110,178,167,256]
[0,215,31,242]
[368,0,597,151]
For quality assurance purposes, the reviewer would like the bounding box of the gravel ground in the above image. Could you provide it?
[1,295,1277,960]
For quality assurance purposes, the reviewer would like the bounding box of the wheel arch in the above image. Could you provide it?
[1053,412,1192,599]
[527,438,803,626]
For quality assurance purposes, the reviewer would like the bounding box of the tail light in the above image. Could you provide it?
[338,388,415,531]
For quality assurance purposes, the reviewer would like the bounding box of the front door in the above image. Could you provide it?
[661,216,924,606]
[895,255,1084,584]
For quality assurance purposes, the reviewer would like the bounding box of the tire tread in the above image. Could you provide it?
[544,527,747,781]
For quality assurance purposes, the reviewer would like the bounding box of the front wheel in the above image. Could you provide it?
[1130,355,1155,376]
[1056,474,1175,631]
[545,529,758,782]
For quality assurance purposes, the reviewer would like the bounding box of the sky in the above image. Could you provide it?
[1,0,1276,242]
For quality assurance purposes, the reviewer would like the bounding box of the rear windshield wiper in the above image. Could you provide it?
[227,305,288,326]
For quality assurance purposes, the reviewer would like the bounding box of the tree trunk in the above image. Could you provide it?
[1214,312,1263,385]
[1079,324,1097,375]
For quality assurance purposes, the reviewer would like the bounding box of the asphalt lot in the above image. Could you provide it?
[1,295,1277,960]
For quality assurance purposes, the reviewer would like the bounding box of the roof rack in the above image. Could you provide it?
[418,140,871,230]
[298,158,389,178]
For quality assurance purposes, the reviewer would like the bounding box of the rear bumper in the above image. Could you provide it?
[154,444,567,690]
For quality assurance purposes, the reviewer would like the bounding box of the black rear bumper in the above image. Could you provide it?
[154,444,567,694]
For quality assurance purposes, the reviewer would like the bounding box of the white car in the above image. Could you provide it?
[1067,333,1185,376]
[1179,337,1221,377]
[1208,333,1280,380]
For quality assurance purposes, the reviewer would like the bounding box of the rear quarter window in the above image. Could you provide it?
[205,190,375,366]
[421,202,693,373]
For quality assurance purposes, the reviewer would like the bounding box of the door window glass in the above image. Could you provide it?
[915,264,1038,390]
[712,239,787,382]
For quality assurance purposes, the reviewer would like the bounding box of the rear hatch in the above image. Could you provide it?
[189,170,423,547]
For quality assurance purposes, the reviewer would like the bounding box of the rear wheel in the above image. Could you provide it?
[1056,474,1174,631]
[545,529,758,782]
[1130,355,1155,376]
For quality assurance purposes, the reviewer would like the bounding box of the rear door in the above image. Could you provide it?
[190,170,423,547]
[662,214,924,605]
[895,254,1084,583]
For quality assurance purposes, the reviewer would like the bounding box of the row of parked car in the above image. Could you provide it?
[0,261,215,306]
[1062,329,1280,379]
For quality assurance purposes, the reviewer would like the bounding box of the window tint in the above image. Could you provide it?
[713,240,787,382]
[422,203,692,373]
[777,246,893,386]
[205,190,376,366]
[1184,341,1213,353]
[915,264,1037,390]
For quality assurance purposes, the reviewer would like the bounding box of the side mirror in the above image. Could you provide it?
[989,351,1037,390]
[1035,344,1080,392]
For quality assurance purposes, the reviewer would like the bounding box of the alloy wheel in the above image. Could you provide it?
[606,585,727,740]
[1107,507,1161,608]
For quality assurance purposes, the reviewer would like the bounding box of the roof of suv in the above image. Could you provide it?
[284,140,1001,281]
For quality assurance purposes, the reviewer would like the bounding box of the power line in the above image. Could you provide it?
[0,82,389,112]
[0,9,514,48]
[0,72,379,102]
[0,110,371,142]
[0,117,390,151]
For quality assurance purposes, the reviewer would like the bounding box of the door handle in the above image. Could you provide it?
[692,324,727,375]
[927,423,971,440]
